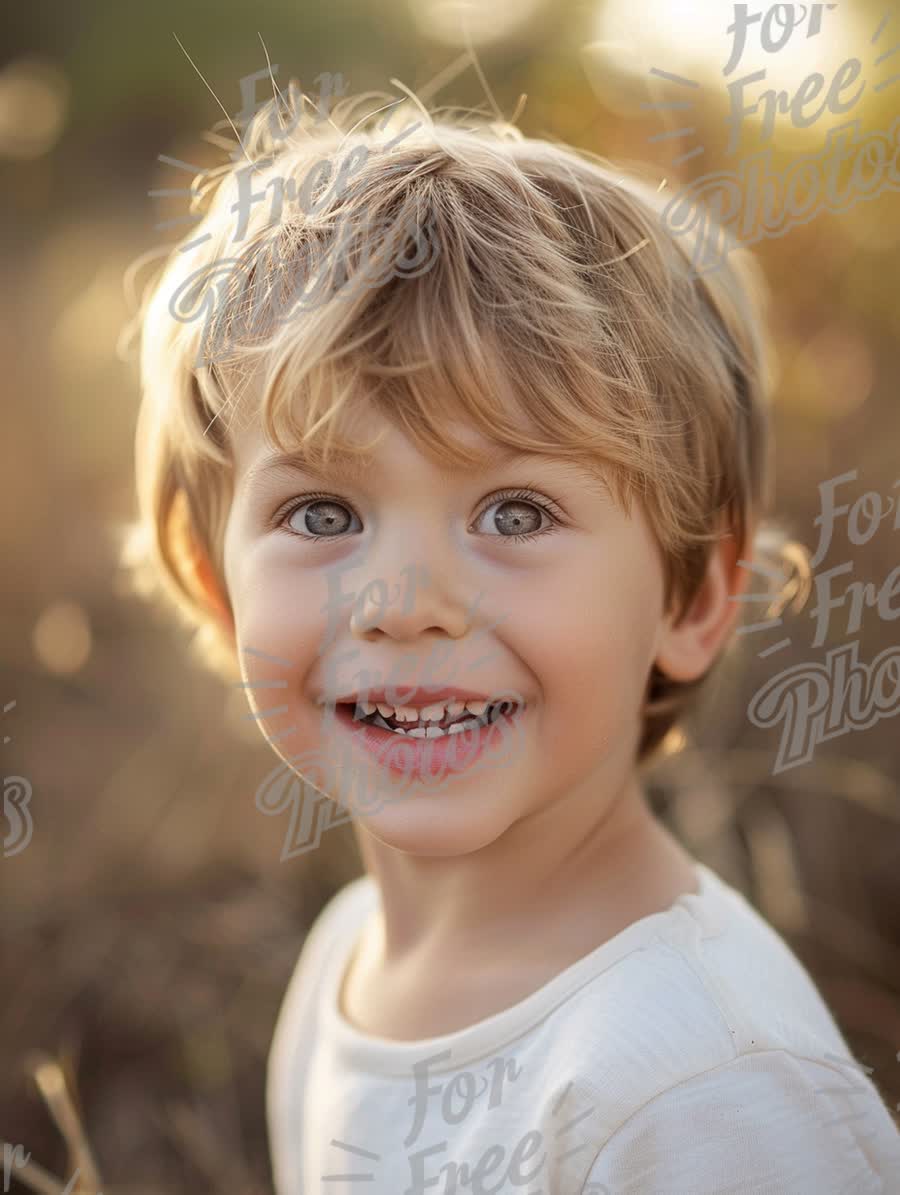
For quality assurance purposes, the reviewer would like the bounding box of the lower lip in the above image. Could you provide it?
[327,704,525,783]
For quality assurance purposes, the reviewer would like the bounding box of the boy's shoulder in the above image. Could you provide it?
[562,865,900,1189]
[288,872,377,987]
[269,874,376,1041]
[266,875,376,1106]
[512,862,898,1176]
[547,862,853,1087]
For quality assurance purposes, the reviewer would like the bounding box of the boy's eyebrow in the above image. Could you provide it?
[242,444,543,488]
[243,450,372,489]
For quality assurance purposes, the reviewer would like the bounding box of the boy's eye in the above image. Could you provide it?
[475,498,548,537]
[472,488,563,541]
[285,497,362,538]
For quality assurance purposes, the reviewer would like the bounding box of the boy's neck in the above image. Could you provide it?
[351,770,699,974]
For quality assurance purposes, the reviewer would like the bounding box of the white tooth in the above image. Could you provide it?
[447,722,466,735]
[377,703,395,718]
[389,726,407,735]
[424,725,443,738]
[421,703,446,722]
[447,700,465,717]
[464,700,488,717]
[459,718,481,732]
[408,726,428,738]
[362,701,377,715]
[396,706,418,722]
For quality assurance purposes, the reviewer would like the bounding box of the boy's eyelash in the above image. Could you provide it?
[272,491,344,542]
[272,487,566,543]
[477,488,565,544]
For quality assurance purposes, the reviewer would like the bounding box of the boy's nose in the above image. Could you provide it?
[348,564,472,644]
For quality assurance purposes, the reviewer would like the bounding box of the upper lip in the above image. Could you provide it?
[316,686,495,710]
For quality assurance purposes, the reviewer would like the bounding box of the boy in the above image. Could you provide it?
[124,87,900,1192]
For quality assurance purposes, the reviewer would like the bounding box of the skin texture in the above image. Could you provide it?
[205,401,750,1040]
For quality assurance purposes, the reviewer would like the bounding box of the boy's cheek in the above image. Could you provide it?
[542,627,651,731]
[224,546,332,645]
[233,587,328,670]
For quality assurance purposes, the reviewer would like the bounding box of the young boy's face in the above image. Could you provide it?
[220,399,729,856]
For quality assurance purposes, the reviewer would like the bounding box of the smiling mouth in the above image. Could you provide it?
[336,699,522,739]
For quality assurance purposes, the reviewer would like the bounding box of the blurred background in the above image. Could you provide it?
[2,0,899,1191]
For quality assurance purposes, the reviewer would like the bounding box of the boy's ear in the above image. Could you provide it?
[654,521,753,683]
[191,544,236,642]
[171,491,236,641]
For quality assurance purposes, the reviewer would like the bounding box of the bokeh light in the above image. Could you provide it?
[594,0,868,85]
[409,0,546,47]
[0,57,68,159]
[33,601,92,674]
[783,323,875,420]
[590,0,870,135]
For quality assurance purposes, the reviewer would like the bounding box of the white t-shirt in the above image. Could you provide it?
[266,861,900,1194]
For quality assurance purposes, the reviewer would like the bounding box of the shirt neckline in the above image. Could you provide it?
[320,861,727,1076]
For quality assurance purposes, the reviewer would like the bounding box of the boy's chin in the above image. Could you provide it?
[350,791,521,858]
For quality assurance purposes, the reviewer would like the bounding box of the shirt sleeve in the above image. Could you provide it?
[579,1049,900,1195]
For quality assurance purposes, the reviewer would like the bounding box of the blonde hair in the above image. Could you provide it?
[119,84,802,764]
